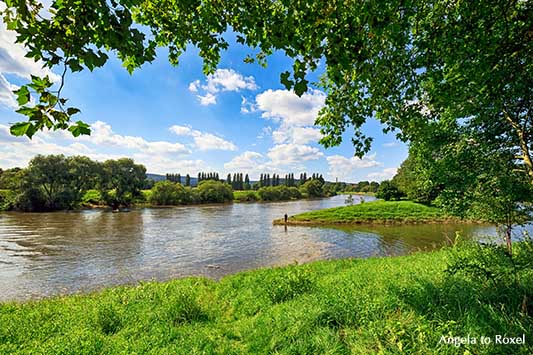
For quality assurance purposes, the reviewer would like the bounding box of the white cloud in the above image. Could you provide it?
[0,21,61,109]
[224,151,264,171]
[267,143,323,165]
[367,168,398,182]
[0,74,17,108]
[169,125,237,151]
[190,68,258,106]
[0,121,208,174]
[197,92,217,106]
[223,144,323,178]
[188,80,200,93]
[81,121,190,155]
[327,154,383,181]
[255,89,325,126]
[272,126,323,145]
[256,126,272,139]
[383,141,399,148]
[240,96,257,114]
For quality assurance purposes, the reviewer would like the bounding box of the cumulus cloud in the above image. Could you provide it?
[197,92,217,106]
[367,167,398,182]
[189,68,258,106]
[81,121,191,155]
[223,151,265,172]
[169,125,237,151]
[223,144,323,178]
[0,121,210,174]
[326,154,383,181]
[0,74,17,108]
[250,88,326,145]
[0,21,61,109]
[240,96,257,114]
[267,143,323,165]
[255,89,325,126]
[256,126,272,140]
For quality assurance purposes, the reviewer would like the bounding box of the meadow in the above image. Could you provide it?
[1,242,531,354]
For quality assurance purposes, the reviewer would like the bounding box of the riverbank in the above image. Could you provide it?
[274,200,470,225]
[1,245,531,354]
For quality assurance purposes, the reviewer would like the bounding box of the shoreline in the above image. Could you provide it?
[272,200,485,226]
[2,245,530,354]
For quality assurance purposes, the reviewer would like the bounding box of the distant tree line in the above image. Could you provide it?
[166,173,191,186]
[197,172,219,182]
[0,155,382,211]
[344,181,380,193]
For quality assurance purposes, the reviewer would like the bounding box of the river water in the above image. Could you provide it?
[0,195,518,301]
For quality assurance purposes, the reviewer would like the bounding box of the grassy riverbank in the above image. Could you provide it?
[1,245,531,354]
[274,200,466,225]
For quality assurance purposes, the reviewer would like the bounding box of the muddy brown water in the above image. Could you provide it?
[0,195,523,301]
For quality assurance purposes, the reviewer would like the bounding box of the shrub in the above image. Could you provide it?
[299,179,324,198]
[149,181,190,205]
[0,190,16,211]
[196,180,233,203]
[257,185,299,201]
[235,191,258,202]
[376,180,404,201]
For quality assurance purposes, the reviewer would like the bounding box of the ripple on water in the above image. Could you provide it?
[0,196,519,301]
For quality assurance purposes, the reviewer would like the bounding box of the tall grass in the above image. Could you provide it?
[1,244,531,354]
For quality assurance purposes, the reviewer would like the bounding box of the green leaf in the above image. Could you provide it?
[294,79,308,96]
[280,71,293,90]
[10,122,35,137]
[66,107,81,116]
[68,121,91,137]
[14,86,30,105]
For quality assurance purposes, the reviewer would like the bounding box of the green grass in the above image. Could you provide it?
[276,200,461,225]
[233,190,259,202]
[1,245,531,354]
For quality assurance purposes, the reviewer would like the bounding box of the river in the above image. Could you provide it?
[0,195,521,301]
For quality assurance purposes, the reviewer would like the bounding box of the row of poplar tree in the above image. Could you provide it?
[166,171,326,190]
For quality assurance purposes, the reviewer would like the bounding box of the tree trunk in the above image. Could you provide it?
[505,224,513,255]
[504,111,533,181]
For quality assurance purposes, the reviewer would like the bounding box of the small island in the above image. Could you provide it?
[274,200,472,226]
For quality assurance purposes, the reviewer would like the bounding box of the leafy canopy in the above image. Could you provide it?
[2,0,531,176]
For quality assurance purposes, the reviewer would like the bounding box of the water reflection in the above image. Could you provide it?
[0,195,525,301]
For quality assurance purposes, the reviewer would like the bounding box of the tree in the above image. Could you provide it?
[244,174,250,190]
[66,155,102,202]
[149,180,190,205]
[185,174,190,186]
[19,154,71,210]
[299,179,323,198]
[196,180,233,203]
[100,158,146,209]
[376,180,403,201]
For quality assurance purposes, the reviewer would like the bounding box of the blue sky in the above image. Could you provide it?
[0,26,407,182]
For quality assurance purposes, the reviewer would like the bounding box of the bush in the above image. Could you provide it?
[149,181,191,205]
[299,179,324,198]
[234,191,259,202]
[196,180,233,203]
[82,190,102,205]
[0,190,16,211]
[376,180,404,201]
[257,185,299,201]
